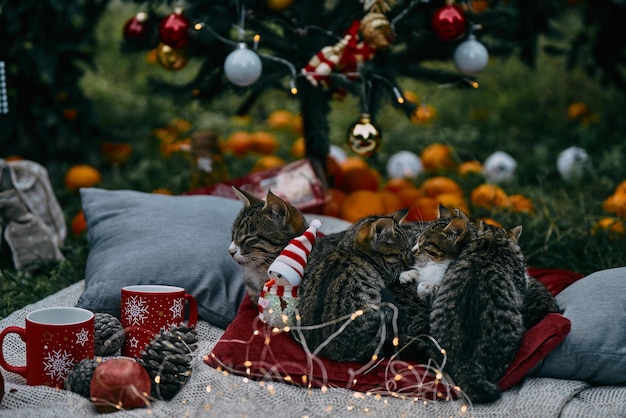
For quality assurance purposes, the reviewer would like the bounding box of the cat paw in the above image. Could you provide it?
[399,269,419,284]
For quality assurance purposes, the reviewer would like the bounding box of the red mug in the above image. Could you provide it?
[0,307,94,388]
[120,285,198,358]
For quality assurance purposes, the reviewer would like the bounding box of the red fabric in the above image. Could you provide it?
[206,268,583,397]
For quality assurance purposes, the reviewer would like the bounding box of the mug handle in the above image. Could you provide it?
[184,294,198,327]
[0,326,28,378]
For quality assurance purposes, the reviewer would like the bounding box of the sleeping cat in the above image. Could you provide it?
[228,187,309,305]
[400,206,559,329]
[418,213,527,403]
[294,214,413,363]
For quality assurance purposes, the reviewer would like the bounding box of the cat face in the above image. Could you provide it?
[229,187,307,303]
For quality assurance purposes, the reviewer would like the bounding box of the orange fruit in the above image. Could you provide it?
[101,141,132,166]
[397,186,424,207]
[62,109,78,120]
[406,196,440,222]
[509,194,535,214]
[339,190,386,223]
[291,114,303,134]
[420,143,456,171]
[340,156,369,172]
[266,109,294,130]
[65,164,102,191]
[435,192,469,214]
[470,184,510,209]
[337,167,380,194]
[267,0,294,11]
[4,155,22,162]
[291,137,306,158]
[471,0,489,12]
[481,217,503,228]
[250,131,279,155]
[168,118,192,133]
[379,190,404,213]
[592,217,625,236]
[458,160,483,176]
[402,90,419,104]
[603,191,626,218]
[410,103,437,124]
[383,178,415,193]
[225,131,253,156]
[70,210,87,235]
[567,102,589,120]
[420,176,463,198]
[152,188,173,195]
[615,180,626,196]
[322,188,346,218]
[251,155,286,173]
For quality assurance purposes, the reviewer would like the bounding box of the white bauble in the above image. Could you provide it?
[386,151,423,179]
[329,144,348,164]
[454,35,489,76]
[557,146,590,182]
[483,151,517,183]
[224,43,262,87]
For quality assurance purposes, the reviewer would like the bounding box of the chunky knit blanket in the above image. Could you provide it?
[1,281,625,418]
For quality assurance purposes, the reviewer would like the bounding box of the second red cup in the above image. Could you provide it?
[120,285,198,358]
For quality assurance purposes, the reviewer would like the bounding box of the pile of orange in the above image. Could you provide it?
[322,144,536,224]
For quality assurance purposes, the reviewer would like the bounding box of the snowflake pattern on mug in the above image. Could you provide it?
[43,349,75,381]
[124,295,150,325]
[169,297,184,319]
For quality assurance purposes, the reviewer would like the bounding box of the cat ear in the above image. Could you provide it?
[453,207,470,221]
[232,186,260,207]
[263,190,289,218]
[509,225,523,242]
[438,204,453,219]
[356,217,394,247]
[389,208,409,224]
[444,217,469,245]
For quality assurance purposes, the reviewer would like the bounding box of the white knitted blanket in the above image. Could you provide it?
[1,281,626,418]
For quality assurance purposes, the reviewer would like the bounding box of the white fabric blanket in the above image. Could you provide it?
[1,281,626,418]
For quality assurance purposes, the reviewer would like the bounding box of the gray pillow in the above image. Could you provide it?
[76,188,246,329]
[531,267,626,385]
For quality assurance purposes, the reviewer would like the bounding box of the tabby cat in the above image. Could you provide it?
[400,207,558,329]
[418,214,527,403]
[228,187,309,305]
[294,214,413,363]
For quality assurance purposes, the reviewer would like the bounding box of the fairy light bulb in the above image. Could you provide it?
[223,42,263,87]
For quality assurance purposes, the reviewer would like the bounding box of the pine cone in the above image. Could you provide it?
[137,322,198,401]
[64,358,100,398]
[94,312,125,356]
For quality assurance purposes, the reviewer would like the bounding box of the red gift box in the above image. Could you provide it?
[187,159,328,213]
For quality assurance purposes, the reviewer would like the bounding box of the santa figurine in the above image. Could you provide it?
[258,219,322,328]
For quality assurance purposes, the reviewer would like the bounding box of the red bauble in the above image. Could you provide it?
[90,358,152,413]
[432,4,468,42]
[159,9,191,48]
[123,12,149,40]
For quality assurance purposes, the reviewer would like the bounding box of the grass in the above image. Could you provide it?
[1,3,625,319]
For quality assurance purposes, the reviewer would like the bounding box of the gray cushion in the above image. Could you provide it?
[76,188,246,329]
[531,267,626,385]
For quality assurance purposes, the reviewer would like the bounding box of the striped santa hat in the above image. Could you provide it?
[267,219,322,286]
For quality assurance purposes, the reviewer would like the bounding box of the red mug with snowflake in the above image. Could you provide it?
[120,285,198,358]
[0,307,94,388]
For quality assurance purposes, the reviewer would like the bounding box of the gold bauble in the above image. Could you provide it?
[156,42,188,71]
[346,113,382,157]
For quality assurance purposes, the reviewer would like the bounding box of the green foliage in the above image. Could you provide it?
[0,0,110,163]
[1,1,625,318]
